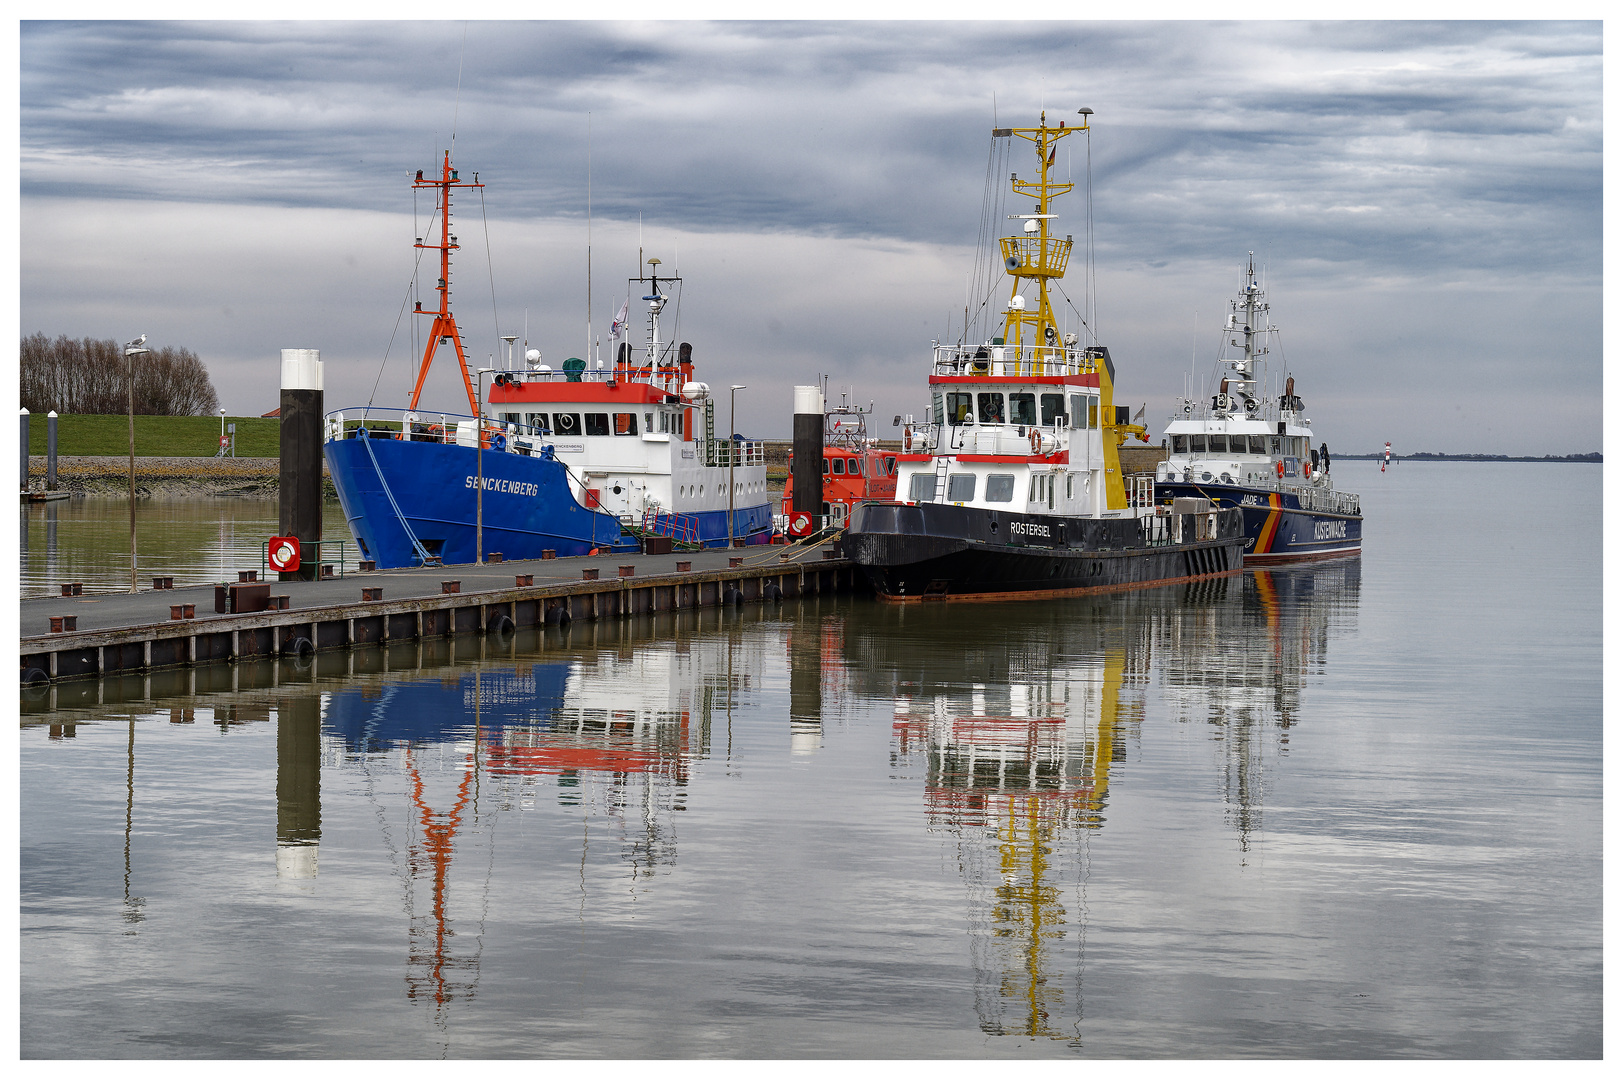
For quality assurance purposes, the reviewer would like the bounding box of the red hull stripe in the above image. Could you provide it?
[955,453,1070,464]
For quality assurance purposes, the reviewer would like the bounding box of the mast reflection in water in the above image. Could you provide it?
[318,628,760,1025]
[881,561,1359,1042]
[23,473,1601,1060]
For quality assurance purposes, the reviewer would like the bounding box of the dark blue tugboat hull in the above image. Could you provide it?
[846,501,1247,601]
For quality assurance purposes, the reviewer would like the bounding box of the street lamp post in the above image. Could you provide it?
[125,336,150,593]
[728,384,746,547]
[476,367,493,564]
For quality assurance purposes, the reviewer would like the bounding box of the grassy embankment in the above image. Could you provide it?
[26,415,281,457]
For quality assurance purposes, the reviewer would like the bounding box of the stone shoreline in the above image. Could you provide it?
[25,456,328,499]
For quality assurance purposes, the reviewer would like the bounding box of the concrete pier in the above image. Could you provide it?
[21,542,861,686]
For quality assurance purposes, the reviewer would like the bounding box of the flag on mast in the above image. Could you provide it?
[609,298,629,341]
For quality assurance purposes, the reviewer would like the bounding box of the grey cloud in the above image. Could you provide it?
[18,20,1603,453]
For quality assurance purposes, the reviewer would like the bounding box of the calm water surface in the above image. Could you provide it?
[19,497,357,597]
[19,461,1601,1057]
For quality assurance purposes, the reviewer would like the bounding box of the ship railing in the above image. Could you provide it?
[997,235,1073,277]
[1126,475,1155,510]
[485,363,691,392]
[702,436,767,468]
[1268,477,1360,517]
[932,343,1098,379]
[325,407,684,455]
[642,507,702,545]
[937,423,1066,457]
[1139,511,1174,547]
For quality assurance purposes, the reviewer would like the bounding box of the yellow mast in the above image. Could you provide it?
[996,112,1146,509]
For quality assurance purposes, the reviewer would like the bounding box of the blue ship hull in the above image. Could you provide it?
[325,432,774,568]
[1155,480,1361,564]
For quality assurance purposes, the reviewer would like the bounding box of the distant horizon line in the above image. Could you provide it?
[1335,452,1601,462]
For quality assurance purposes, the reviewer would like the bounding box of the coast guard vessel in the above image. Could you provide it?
[1153,255,1362,563]
[782,390,898,537]
[324,152,772,568]
[845,111,1245,600]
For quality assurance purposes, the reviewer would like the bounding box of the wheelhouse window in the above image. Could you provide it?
[1069,394,1086,429]
[883,456,896,475]
[552,412,581,436]
[1009,393,1037,426]
[932,393,945,426]
[1248,435,1266,455]
[1268,435,1282,456]
[613,412,638,435]
[585,413,610,436]
[832,457,846,475]
[1041,394,1065,425]
[1171,435,1188,455]
[500,412,521,427]
[909,473,937,501]
[525,412,549,432]
[1190,434,1207,453]
[986,474,1015,502]
[977,392,1005,424]
[947,474,976,501]
[946,393,973,425]
[1087,397,1099,428]
[822,458,831,474]
[1209,434,1228,454]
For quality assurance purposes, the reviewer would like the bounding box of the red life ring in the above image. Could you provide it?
[903,427,912,451]
[1029,428,1042,455]
[1276,460,1284,479]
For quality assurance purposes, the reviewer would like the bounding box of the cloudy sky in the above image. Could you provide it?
[17,17,1604,453]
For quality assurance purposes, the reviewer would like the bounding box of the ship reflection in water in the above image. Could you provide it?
[882,559,1360,1041]
[20,560,1371,1055]
[317,625,761,1027]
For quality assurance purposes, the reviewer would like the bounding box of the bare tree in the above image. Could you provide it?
[19,334,220,415]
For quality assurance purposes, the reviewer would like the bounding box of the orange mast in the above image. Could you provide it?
[408,151,484,417]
